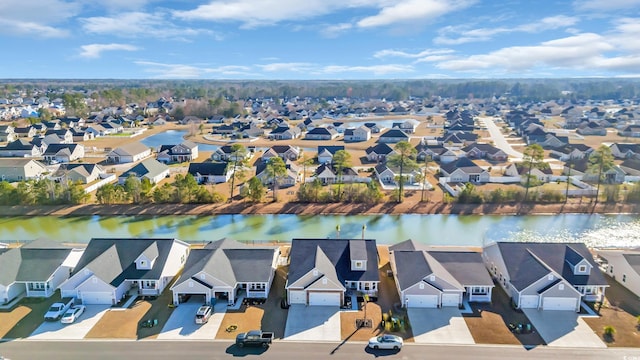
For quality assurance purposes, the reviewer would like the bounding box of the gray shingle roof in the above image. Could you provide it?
[72,238,178,287]
[495,242,607,291]
[0,239,73,285]
[288,238,379,286]
[428,251,494,287]
[173,238,277,288]
[622,253,640,276]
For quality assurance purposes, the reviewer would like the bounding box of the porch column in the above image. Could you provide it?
[229,289,235,305]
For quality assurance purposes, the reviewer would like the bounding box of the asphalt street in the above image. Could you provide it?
[1,340,639,360]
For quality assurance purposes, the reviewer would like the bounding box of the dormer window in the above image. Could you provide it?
[578,265,587,273]
[140,260,146,267]
[355,261,363,268]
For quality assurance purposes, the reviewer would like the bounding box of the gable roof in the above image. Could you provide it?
[366,143,394,155]
[428,251,494,287]
[0,239,73,285]
[440,157,484,175]
[174,238,276,288]
[72,238,179,287]
[288,238,379,286]
[43,143,80,156]
[380,129,409,138]
[111,142,150,156]
[494,242,607,291]
[188,162,229,176]
[121,158,168,179]
[317,146,345,156]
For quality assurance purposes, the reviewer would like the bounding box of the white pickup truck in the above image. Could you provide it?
[44,298,75,321]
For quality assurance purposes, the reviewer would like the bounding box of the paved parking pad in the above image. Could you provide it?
[29,305,110,340]
[408,308,475,344]
[283,305,340,341]
[523,309,605,348]
[157,301,227,340]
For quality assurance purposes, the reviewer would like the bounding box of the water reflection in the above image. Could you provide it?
[0,214,638,248]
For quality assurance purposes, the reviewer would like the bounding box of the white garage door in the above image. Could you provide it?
[289,290,306,304]
[82,291,113,305]
[308,292,341,306]
[520,295,539,309]
[405,294,438,308]
[542,297,578,311]
[441,293,460,307]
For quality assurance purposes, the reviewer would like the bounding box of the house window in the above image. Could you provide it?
[322,278,327,285]
[419,283,425,290]
[547,274,554,281]
[189,281,194,288]
[623,274,626,282]
[610,266,613,273]
[578,265,587,272]
[559,284,564,290]
[584,287,595,294]
[140,260,146,266]
[430,275,435,282]
[355,261,363,268]
[200,274,206,280]
[364,283,370,290]
[313,270,318,276]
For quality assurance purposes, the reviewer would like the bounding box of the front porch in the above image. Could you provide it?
[345,281,378,298]
[128,280,161,297]
[575,285,607,302]
[25,282,55,298]
[466,285,493,302]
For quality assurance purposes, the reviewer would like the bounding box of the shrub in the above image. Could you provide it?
[603,325,616,341]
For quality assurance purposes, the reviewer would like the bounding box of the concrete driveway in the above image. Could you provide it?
[29,305,110,340]
[407,307,474,344]
[523,309,605,348]
[283,305,340,341]
[157,300,227,340]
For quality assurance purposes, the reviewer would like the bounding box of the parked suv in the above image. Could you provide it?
[195,305,213,324]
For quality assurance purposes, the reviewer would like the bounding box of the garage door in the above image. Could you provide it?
[289,290,306,304]
[308,292,341,306]
[441,293,460,307]
[82,291,113,305]
[405,294,438,308]
[520,295,539,309]
[542,297,578,311]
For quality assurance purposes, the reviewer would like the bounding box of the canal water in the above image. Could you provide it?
[0,214,638,248]
[140,130,219,151]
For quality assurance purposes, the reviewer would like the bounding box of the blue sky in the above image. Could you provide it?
[2,0,640,79]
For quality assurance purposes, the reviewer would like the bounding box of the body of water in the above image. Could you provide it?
[1,214,639,248]
[141,130,220,151]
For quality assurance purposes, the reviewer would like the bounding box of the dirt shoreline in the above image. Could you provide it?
[0,200,639,217]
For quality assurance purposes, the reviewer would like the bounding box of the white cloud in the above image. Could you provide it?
[82,12,215,40]
[0,0,79,37]
[258,63,316,72]
[575,0,640,11]
[435,15,579,45]
[174,0,473,29]
[322,23,353,38]
[320,64,414,75]
[434,33,640,74]
[357,0,475,28]
[373,48,454,59]
[79,44,139,59]
[135,61,255,79]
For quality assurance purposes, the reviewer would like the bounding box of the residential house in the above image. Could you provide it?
[374,163,420,185]
[261,145,300,162]
[83,124,107,137]
[618,125,640,138]
[438,132,478,148]
[461,143,508,162]
[378,129,409,143]
[53,163,107,184]
[364,123,385,134]
[268,126,301,140]
[107,142,151,164]
[59,238,190,305]
[13,126,36,139]
[609,143,640,159]
[188,162,233,184]
[255,160,300,187]
[343,126,371,142]
[119,158,169,185]
[596,249,640,298]
[0,139,42,157]
[0,125,16,142]
[70,128,94,142]
[44,129,73,144]
[415,144,457,163]
[619,158,640,177]
[317,146,345,164]
[314,164,358,185]
[564,158,625,184]
[170,238,279,305]
[0,159,47,181]
[43,143,85,164]
[157,141,199,164]
[577,122,607,136]
[483,242,608,311]
[211,145,254,162]
[286,238,379,306]
[365,143,396,163]
[389,240,493,308]
[439,158,489,183]
[504,163,553,183]
[305,127,339,140]
[0,239,83,304]
[212,124,238,135]
[391,119,419,134]
[549,144,593,161]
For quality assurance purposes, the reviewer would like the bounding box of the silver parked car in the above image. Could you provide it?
[61,305,86,324]
[368,334,403,350]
